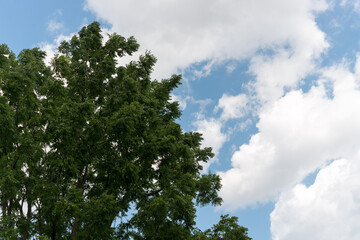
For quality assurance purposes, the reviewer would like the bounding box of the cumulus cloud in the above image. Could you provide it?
[249,36,327,103]
[85,0,329,85]
[219,57,360,210]
[271,157,360,240]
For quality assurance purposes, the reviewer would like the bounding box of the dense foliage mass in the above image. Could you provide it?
[0,22,250,239]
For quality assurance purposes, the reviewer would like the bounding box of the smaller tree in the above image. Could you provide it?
[194,214,251,240]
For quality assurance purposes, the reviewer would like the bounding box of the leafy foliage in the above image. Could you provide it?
[0,22,249,240]
[197,215,252,240]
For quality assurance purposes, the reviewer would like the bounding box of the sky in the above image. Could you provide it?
[2,0,360,239]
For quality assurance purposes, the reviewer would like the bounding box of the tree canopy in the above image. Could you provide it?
[0,22,250,240]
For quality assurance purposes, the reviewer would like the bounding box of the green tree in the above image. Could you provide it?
[194,214,251,240]
[0,22,249,240]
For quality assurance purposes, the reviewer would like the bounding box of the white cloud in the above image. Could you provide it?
[219,57,360,210]
[249,37,327,103]
[215,93,248,121]
[235,119,253,132]
[194,117,228,172]
[47,20,64,32]
[85,0,329,82]
[225,63,236,74]
[271,157,360,240]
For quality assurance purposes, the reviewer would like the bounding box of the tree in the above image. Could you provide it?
[0,22,249,240]
[193,215,251,240]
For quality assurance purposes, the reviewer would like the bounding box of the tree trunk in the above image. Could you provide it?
[51,219,57,240]
[70,218,79,240]
[70,166,87,240]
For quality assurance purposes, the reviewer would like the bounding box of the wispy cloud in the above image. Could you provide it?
[47,20,64,32]
[47,9,64,33]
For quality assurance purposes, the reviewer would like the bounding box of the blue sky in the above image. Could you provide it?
[3,0,360,239]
